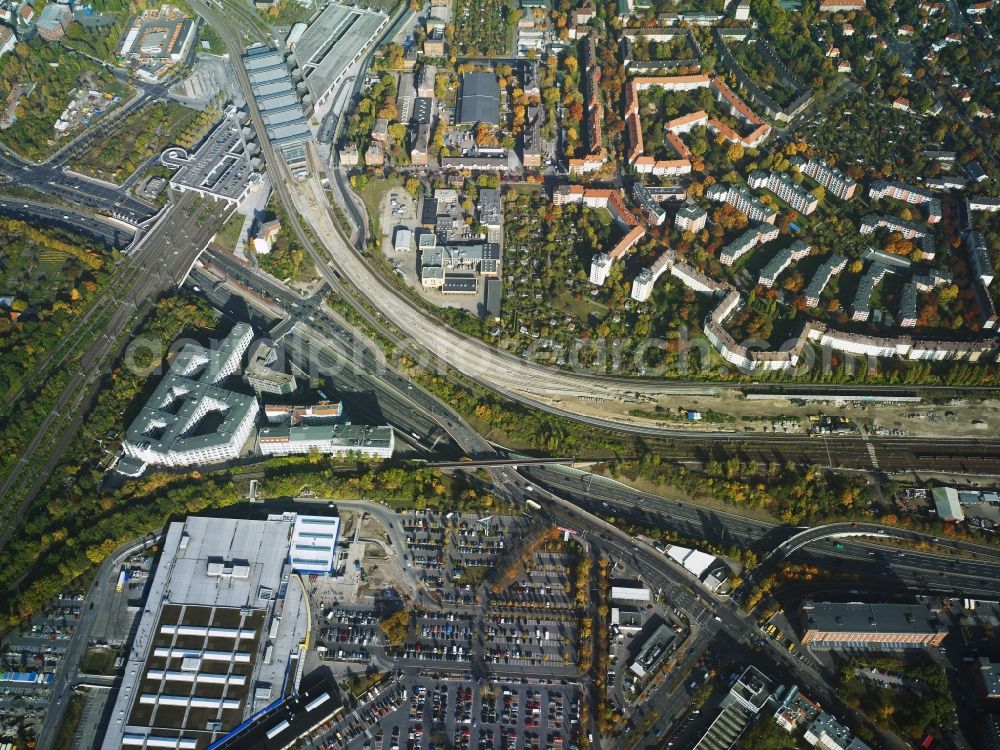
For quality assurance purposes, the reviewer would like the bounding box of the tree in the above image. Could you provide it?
[938,284,958,304]
[388,122,408,141]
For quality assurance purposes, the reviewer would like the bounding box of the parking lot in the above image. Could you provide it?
[334,675,581,750]
[318,605,382,664]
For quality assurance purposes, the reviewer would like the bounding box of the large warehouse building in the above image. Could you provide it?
[99,515,316,750]
[800,600,947,649]
[457,72,501,125]
[290,2,389,109]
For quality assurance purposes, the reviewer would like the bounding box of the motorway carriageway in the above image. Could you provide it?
[524,465,1000,598]
[0,198,135,250]
[187,262,481,458]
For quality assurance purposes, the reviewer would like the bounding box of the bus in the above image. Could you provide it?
[116,567,127,593]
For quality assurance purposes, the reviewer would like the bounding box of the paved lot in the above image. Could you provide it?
[332,675,581,750]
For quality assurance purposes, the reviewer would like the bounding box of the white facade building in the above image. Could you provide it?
[590,253,613,285]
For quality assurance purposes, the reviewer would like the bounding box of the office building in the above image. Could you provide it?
[692,667,775,750]
[804,711,872,750]
[773,686,821,732]
[245,341,297,395]
[259,403,393,459]
[800,600,947,649]
[627,623,675,678]
[120,325,258,475]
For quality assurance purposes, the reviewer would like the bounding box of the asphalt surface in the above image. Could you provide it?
[36,534,160,750]
[195,247,492,457]
[0,197,135,250]
[0,146,157,226]
[523,465,1000,600]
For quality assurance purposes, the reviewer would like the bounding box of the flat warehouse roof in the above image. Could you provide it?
[458,72,500,124]
[290,515,340,574]
[802,601,942,635]
[292,2,386,104]
[250,79,292,98]
[256,91,301,111]
[100,516,314,750]
[261,106,308,127]
[248,67,289,86]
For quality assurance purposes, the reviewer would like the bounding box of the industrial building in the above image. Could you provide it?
[289,515,341,575]
[665,544,731,593]
[118,6,196,75]
[99,515,313,750]
[610,579,651,603]
[289,2,389,109]
[457,72,501,125]
[119,324,258,476]
[932,486,965,521]
[800,600,947,649]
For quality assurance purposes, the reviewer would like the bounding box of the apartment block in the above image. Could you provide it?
[631,249,674,302]
[706,183,777,224]
[747,170,819,215]
[719,223,779,266]
[850,263,888,321]
[868,180,942,223]
[790,156,857,200]
[758,240,811,288]
[967,231,995,286]
[803,254,847,307]
[675,203,707,233]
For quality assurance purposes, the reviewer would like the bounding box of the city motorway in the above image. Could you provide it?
[0,193,233,551]
[190,249,494,457]
[522,464,1000,599]
[529,481,912,750]
[0,197,135,250]
[193,250,975,607]
[0,142,157,225]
